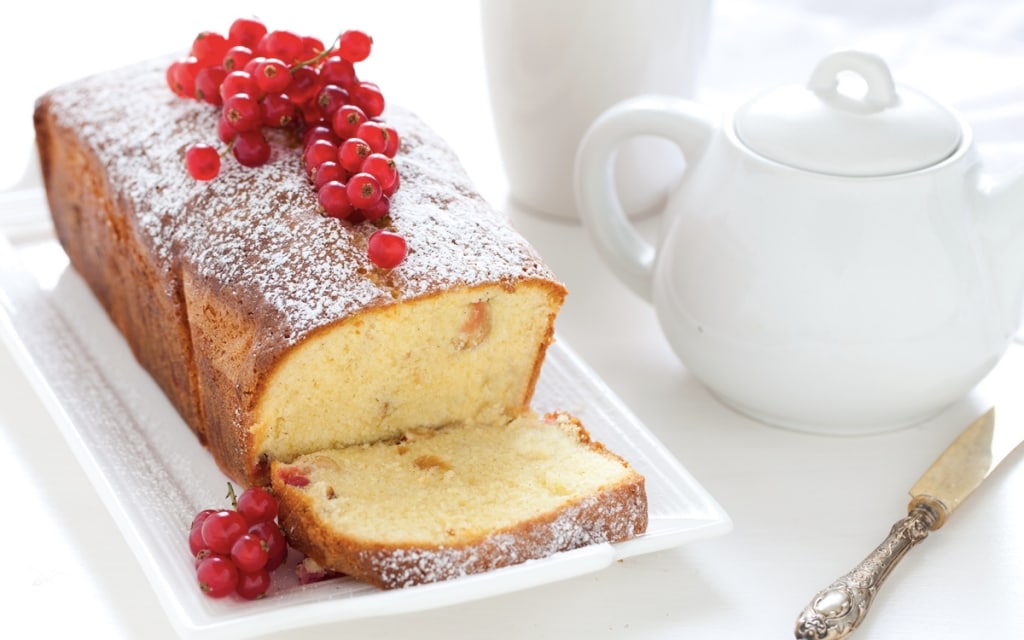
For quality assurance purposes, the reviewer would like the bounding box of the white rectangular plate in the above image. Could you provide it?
[0,188,731,639]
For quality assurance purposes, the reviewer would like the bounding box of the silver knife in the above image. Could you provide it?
[794,400,1024,639]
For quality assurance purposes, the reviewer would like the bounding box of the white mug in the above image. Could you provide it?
[480,0,712,220]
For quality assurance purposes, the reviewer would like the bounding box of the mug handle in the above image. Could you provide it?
[574,95,716,301]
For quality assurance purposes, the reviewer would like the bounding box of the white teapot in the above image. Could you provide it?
[574,50,1024,434]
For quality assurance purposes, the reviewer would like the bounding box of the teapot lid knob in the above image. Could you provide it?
[734,50,963,177]
[807,51,898,113]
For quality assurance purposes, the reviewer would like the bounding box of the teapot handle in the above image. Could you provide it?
[574,95,716,300]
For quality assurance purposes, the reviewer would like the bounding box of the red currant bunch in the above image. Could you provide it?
[188,484,288,600]
[169,17,408,269]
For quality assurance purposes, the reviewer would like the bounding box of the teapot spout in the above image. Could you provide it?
[980,166,1024,338]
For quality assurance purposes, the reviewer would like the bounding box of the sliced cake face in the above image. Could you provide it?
[250,282,562,473]
[271,413,649,588]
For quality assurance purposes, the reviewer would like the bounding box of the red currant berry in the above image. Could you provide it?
[367,230,408,269]
[360,153,399,193]
[253,58,291,94]
[242,55,267,75]
[249,521,288,571]
[338,138,372,173]
[351,81,385,118]
[196,554,239,598]
[223,93,262,132]
[168,57,200,98]
[320,56,357,89]
[191,31,230,68]
[188,524,208,557]
[256,29,304,63]
[354,121,391,154]
[194,65,227,106]
[166,62,183,97]
[232,131,272,167]
[300,35,326,61]
[230,533,270,573]
[217,115,239,144]
[361,194,391,221]
[188,508,217,556]
[383,170,400,197]
[304,139,339,176]
[223,45,254,72]
[318,180,355,220]
[228,17,268,49]
[286,65,321,104]
[338,30,373,63]
[201,509,249,555]
[191,508,218,531]
[236,568,272,600]
[236,486,279,525]
[316,84,350,118]
[303,124,340,148]
[346,172,382,209]
[260,93,298,128]
[381,125,401,157]
[331,104,368,140]
[185,144,221,181]
[297,99,324,128]
[312,160,347,191]
[219,70,256,101]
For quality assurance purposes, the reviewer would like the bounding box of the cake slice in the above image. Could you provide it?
[270,412,648,589]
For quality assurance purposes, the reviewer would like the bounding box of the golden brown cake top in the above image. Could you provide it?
[41,57,559,347]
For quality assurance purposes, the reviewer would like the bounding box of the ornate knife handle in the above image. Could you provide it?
[794,504,940,640]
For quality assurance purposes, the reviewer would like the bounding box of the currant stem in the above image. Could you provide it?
[226,481,238,509]
[290,34,343,72]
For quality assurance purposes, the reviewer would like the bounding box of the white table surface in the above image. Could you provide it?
[2,1,1022,638]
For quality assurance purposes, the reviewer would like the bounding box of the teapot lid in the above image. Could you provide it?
[734,51,962,177]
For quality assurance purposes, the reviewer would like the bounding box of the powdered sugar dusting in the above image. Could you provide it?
[43,57,559,350]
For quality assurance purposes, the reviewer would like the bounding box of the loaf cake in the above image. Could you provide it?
[33,47,648,588]
[33,56,566,486]
[271,412,648,588]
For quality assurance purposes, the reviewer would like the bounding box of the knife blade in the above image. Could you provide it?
[793,385,1024,639]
